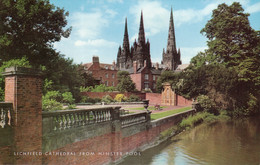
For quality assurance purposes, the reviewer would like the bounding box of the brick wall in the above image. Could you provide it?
[81,92,146,100]
[130,73,142,91]
[145,93,161,105]
[176,95,193,106]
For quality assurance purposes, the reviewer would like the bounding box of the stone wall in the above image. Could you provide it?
[42,110,195,165]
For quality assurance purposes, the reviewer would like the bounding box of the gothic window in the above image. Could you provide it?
[144,74,149,80]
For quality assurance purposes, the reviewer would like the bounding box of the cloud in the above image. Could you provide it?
[181,47,208,64]
[70,11,109,39]
[246,2,260,13]
[74,39,118,47]
[130,0,169,39]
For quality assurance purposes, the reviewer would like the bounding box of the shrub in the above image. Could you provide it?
[42,99,63,111]
[127,94,140,102]
[62,92,75,104]
[101,95,114,103]
[197,95,216,113]
[43,90,62,102]
[66,104,77,110]
[114,94,127,102]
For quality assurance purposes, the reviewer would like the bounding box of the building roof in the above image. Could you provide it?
[82,62,117,71]
[175,64,190,71]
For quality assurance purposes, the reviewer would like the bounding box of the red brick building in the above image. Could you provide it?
[128,61,162,92]
[82,56,118,87]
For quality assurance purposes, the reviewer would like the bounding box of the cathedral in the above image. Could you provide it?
[116,8,181,71]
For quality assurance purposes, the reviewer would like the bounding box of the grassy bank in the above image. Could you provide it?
[151,107,192,120]
[179,110,230,130]
[128,106,167,111]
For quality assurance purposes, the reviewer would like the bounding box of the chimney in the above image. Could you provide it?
[93,56,99,63]
[92,56,100,70]
[156,62,159,70]
[133,61,137,74]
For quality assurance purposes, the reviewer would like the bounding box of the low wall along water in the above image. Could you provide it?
[0,67,195,165]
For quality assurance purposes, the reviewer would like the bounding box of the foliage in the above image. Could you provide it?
[66,104,77,110]
[80,84,116,92]
[0,57,32,101]
[62,92,75,104]
[156,70,179,93]
[80,96,101,104]
[127,94,141,102]
[116,71,136,92]
[0,0,71,64]
[197,95,216,113]
[101,95,114,103]
[0,0,83,103]
[177,2,260,116]
[78,66,99,87]
[42,90,62,111]
[42,99,63,111]
[114,94,127,102]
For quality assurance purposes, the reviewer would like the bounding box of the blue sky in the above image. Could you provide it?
[50,0,260,64]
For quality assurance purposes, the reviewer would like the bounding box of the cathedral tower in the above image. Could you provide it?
[162,7,181,70]
[131,11,152,68]
[116,18,132,69]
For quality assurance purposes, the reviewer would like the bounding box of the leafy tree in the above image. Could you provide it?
[0,0,71,64]
[116,71,136,92]
[156,70,179,93]
[200,2,260,87]
[178,2,260,116]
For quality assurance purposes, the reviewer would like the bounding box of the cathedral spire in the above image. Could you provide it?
[138,10,145,44]
[167,7,176,52]
[123,17,130,52]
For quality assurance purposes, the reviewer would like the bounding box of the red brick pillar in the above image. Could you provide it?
[3,66,42,164]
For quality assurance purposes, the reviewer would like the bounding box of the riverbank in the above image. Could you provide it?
[119,115,260,165]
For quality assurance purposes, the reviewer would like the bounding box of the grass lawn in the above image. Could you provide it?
[128,106,167,111]
[151,106,192,120]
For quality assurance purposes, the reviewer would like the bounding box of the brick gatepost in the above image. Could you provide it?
[3,66,43,164]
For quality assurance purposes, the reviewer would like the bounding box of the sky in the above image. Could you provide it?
[49,0,260,65]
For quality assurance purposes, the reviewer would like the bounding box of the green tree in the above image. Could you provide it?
[116,71,136,92]
[200,2,260,86]
[0,0,71,64]
[156,70,179,93]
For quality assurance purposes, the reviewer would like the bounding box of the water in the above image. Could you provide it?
[120,116,260,165]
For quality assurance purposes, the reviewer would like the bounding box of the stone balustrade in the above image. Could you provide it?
[42,106,121,133]
[120,111,150,128]
[0,102,13,128]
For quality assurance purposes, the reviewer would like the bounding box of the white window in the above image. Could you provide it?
[105,81,108,86]
[144,82,149,89]
[153,75,156,81]
[105,73,109,78]
[112,81,114,86]
[112,73,115,78]
[105,66,108,69]
[144,74,149,80]
[153,83,156,89]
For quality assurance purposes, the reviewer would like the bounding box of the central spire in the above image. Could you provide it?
[167,7,176,52]
[123,17,130,52]
[138,11,145,44]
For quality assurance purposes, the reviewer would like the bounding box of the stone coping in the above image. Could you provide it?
[2,66,42,76]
